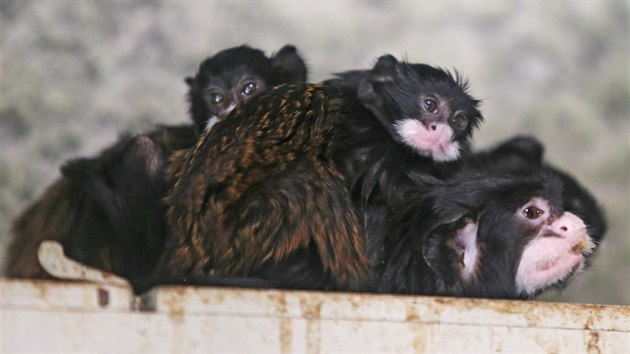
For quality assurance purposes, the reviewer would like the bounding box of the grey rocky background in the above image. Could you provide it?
[0,1,628,305]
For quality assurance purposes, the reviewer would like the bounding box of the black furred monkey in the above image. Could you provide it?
[151,54,483,292]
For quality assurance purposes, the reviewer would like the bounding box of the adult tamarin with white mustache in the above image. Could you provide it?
[378,171,597,299]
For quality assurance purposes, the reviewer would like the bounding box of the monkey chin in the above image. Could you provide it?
[515,240,592,297]
[394,119,461,162]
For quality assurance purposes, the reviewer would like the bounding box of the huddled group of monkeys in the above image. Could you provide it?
[6,44,607,300]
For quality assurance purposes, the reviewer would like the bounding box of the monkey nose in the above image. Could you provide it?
[550,212,587,236]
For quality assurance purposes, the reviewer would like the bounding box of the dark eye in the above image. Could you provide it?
[450,114,468,130]
[241,82,257,97]
[209,92,224,105]
[423,98,438,113]
[523,206,544,220]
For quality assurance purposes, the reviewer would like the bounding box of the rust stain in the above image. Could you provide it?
[411,324,426,353]
[274,292,292,354]
[166,292,185,324]
[431,297,455,305]
[299,297,323,354]
[279,318,292,353]
[299,297,323,319]
[584,316,594,330]
[586,331,601,354]
[406,307,420,322]
[172,287,187,296]
[306,319,322,354]
[32,281,50,298]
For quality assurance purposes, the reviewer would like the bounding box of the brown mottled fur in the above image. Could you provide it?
[161,83,371,289]
[155,56,484,292]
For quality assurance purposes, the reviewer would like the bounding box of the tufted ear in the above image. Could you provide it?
[496,135,545,165]
[422,216,480,284]
[270,44,308,82]
[370,54,401,81]
[357,54,408,119]
[357,76,380,110]
[357,55,399,118]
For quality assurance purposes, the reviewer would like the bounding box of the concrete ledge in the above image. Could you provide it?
[1,279,628,353]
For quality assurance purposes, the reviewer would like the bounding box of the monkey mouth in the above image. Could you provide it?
[535,250,584,274]
[394,119,460,161]
[535,235,593,272]
[516,236,592,295]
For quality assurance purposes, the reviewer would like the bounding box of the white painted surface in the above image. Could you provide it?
[1,279,628,353]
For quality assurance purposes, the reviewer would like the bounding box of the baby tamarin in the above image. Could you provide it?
[151,55,483,292]
[186,44,308,133]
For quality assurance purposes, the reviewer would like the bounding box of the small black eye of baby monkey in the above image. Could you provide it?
[150,54,483,293]
[185,44,308,133]
[379,173,596,299]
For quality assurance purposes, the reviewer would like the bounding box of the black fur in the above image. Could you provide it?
[151,55,483,293]
[465,136,607,245]
[186,44,308,133]
[6,44,308,291]
[378,172,577,299]
[5,125,197,286]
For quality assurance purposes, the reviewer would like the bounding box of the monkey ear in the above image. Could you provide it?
[61,157,99,185]
[357,56,396,114]
[357,54,403,115]
[357,77,381,110]
[498,135,545,164]
[270,44,308,82]
[184,76,195,87]
[120,135,166,178]
[422,216,480,284]
[369,54,400,83]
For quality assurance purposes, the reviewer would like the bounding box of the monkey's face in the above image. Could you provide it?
[186,45,307,133]
[358,55,483,162]
[427,198,594,299]
[420,175,596,299]
[187,48,274,132]
[513,197,594,296]
[195,66,269,130]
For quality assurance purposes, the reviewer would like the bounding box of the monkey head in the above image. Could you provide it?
[185,44,308,133]
[466,135,607,245]
[384,173,597,299]
[357,55,483,162]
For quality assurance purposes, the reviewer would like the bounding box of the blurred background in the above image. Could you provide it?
[1,1,627,305]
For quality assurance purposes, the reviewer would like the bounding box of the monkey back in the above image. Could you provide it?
[162,83,372,290]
